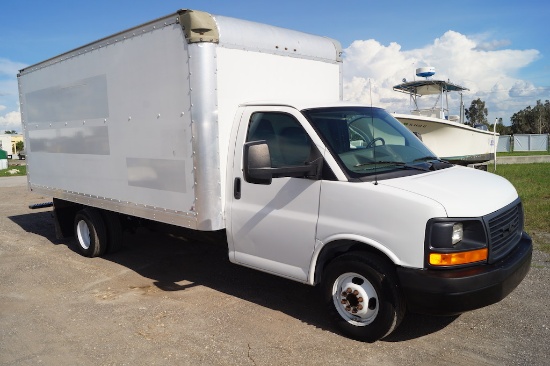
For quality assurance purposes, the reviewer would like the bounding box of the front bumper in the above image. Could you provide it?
[397,231,532,315]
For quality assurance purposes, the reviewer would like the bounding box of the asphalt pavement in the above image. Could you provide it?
[1,176,549,365]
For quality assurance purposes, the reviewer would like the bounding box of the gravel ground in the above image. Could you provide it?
[1,176,549,365]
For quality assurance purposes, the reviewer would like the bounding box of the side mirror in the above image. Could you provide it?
[244,141,273,185]
[243,140,324,185]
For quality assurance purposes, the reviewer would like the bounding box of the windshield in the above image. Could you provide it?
[303,107,440,179]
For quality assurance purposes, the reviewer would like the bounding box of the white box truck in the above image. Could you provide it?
[18,9,532,342]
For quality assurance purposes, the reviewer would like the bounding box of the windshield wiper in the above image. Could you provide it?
[354,161,430,171]
[413,156,450,163]
[413,156,438,162]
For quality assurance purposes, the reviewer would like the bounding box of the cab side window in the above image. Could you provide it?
[247,112,312,168]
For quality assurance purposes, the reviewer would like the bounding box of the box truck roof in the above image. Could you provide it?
[212,13,342,62]
[19,9,342,75]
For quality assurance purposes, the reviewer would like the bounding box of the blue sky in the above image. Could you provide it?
[1,0,549,131]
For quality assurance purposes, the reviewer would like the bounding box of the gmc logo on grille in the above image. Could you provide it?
[502,223,514,237]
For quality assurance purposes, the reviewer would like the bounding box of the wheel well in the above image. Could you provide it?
[53,199,135,239]
[52,198,83,239]
[314,240,395,286]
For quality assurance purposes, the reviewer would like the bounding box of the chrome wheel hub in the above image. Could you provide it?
[333,273,379,326]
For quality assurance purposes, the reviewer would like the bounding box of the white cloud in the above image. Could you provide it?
[0,110,22,132]
[474,39,511,51]
[0,58,26,77]
[342,31,542,124]
[509,80,542,98]
[0,58,26,133]
[0,78,20,104]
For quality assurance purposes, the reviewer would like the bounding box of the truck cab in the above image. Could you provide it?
[227,102,532,342]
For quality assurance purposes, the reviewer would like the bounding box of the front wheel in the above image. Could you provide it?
[323,252,405,342]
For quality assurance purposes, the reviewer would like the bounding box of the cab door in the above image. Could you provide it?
[226,106,322,282]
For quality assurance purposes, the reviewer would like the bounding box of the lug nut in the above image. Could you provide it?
[357,305,364,310]
[346,288,352,293]
[341,299,347,304]
[353,290,359,296]
[352,308,358,314]
[358,297,364,303]
[345,306,351,311]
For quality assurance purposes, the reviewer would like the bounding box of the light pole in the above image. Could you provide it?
[493,118,499,171]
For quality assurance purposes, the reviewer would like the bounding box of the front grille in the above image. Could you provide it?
[485,200,523,263]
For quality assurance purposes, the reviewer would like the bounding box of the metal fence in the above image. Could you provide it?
[497,134,549,152]
[497,135,511,152]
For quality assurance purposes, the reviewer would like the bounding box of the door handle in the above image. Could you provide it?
[234,178,241,199]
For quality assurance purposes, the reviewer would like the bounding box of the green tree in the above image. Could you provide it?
[465,98,488,126]
[511,100,550,134]
[534,100,549,134]
[4,130,17,134]
[489,118,512,135]
[16,141,24,152]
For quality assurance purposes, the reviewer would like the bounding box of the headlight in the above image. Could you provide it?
[426,219,487,268]
[451,223,463,245]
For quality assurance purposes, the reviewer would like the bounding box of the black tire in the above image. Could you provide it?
[323,252,406,342]
[101,210,124,254]
[73,208,108,257]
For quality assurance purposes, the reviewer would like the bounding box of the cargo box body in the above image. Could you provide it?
[18,10,342,230]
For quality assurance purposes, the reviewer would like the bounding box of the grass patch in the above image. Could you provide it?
[488,163,550,253]
[0,165,27,177]
[497,151,550,157]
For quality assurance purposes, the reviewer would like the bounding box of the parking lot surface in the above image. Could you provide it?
[1,176,549,365]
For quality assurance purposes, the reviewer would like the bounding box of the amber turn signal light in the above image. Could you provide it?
[429,248,488,266]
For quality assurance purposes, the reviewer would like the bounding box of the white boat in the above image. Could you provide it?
[392,67,496,166]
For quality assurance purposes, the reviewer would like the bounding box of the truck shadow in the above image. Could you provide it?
[9,212,459,342]
[104,226,461,342]
[8,211,65,244]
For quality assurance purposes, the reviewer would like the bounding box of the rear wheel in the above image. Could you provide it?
[101,210,124,254]
[323,252,405,342]
[74,208,107,257]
